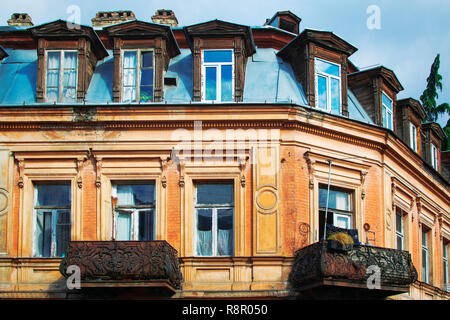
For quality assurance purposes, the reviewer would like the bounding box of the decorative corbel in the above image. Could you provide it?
[391,180,397,210]
[304,154,315,189]
[76,159,84,189]
[95,158,102,188]
[160,156,169,188]
[361,170,368,200]
[17,159,24,189]
[415,195,422,222]
[178,158,185,188]
[238,156,248,188]
[437,212,443,240]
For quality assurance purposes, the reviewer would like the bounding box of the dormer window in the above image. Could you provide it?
[315,58,341,113]
[431,143,439,170]
[382,91,393,130]
[122,50,154,103]
[201,49,234,102]
[410,122,418,152]
[45,51,78,103]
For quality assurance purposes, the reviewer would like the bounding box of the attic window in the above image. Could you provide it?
[315,58,341,114]
[121,49,154,103]
[45,50,78,103]
[201,49,234,102]
[382,91,393,130]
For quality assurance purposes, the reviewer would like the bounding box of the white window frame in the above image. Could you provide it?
[201,49,235,103]
[431,143,439,170]
[382,91,394,130]
[45,50,78,103]
[193,183,234,257]
[422,229,430,283]
[121,49,155,103]
[410,122,418,152]
[111,182,155,241]
[33,183,71,258]
[395,208,405,250]
[314,57,342,113]
[443,241,449,292]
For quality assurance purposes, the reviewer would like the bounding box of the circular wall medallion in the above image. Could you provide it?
[256,187,278,214]
[0,189,8,214]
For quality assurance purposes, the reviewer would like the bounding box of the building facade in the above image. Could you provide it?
[0,10,448,300]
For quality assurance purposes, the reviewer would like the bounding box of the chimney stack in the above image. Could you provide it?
[151,9,178,27]
[7,13,33,27]
[91,11,136,28]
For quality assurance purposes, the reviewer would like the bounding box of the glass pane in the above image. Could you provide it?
[396,212,403,233]
[204,50,232,63]
[56,210,71,257]
[140,85,153,102]
[46,69,59,87]
[334,214,350,229]
[317,75,328,110]
[138,210,154,241]
[422,249,428,282]
[116,183,155,206]
[46,87,59,102]
[316,59,340,77]
[116,212,131,240]
[140,69,153,86]
[382,106,387,128]
[196,209,212,256]
[42,211,52,257]
[397,235,403,250]
[196,183,234,205]
[319,188,349,211]
[217,209,233,256]
[422,230,428,246]
[122,86,136,103]
[382,92,392,110]
[47,52,60,69]
[205,67,217,101]
[387,112,392,130]
[330,77,340,113]
[221,64,233,101]
[123,51,137,69]
[36,184,71,207]
[141,51,153,68]
[123,68,137,86]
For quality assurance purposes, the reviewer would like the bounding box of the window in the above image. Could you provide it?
[201,50,234,102]
[422,228,430,283]
[34,183,71,257]
[46,51,77,102]
[431,143,439,170]
[382,92,393,130]
[315,58,341,113]
[195,183,234,256]
[410,122,418,152]
[318,186,353,240]
[444,241,449,291]
[112,182,155,240]
[395,207,405,250]
[122,50,154,103]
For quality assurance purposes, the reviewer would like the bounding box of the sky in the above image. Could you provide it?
[1,0,449,128]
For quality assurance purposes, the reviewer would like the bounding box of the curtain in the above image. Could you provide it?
[122,51,137,102]
[46,52,60,102]
[117,185,135,206]
[62,52,77,102]
[116,212,131,240]
[335,191,348,211]
[217,229,233,256]
[197,231,212,256]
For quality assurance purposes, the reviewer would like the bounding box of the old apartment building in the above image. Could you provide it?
[0,9,448,299]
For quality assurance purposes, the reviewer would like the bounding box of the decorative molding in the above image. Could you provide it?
[360,170,368,200]
[178,159,185,188]
[160,156,169,188]
[238,156,248,187]
[95,158,102,188]
[76,159,84,189]
[304,154,315,189]
[17,159,24,188]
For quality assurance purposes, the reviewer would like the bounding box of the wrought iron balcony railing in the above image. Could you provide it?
[289,241,418,298]
[59,240,183,294]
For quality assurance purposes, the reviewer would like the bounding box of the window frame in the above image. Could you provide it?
[111,181,156,241]
[33,182,71,258]
[431,143,439,170]
[121,49,155,103]
[422,228,430,284]
[395,207,406,251]
[409,122,418,152]
[45,50,78,103]
[193,182,235,257]
[443,240,449,292]
[314,57,342,114]
[201,49,235,103]
[382,91,394,130]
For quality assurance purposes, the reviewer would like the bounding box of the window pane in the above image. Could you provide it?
[387,112,392,130]
[330,77,340,113]
[46,86,59,102]
[205,67,217,101]
[221,64,233,101]
[138,210,154,241]
[140,85,153,102]
[116,183,155,206]
[141,51,153,68]
[317,75,328,110]
[197,209,212,256]
[382,106,387,128]
[123,68,137,86]
[396,212,403,233]
[36,184,71,207]
[116,212,131,240]
[422,249,428,282]
[140,69,153,86]
[204,50,232,63]
[316,59,340,77]
[217,209,233,256]
[42,212,53,257]
[397,235,403,251]
[123,51,137,68]
[319,188,349,211]
[55,210,71,257]
[382,92,392,110]
[196,183,234,205]
[334,214,350,229]
[47,52,60,69]
[422,230,428,246]
[122,87,136,103]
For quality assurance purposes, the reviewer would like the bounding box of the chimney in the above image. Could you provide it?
[91,11,136,28]
[151,9,178,27]
[264,11,301,35]
[7,13,33,27]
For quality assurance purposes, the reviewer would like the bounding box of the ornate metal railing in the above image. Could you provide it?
[289,241,417,293]
[59,241,183,290]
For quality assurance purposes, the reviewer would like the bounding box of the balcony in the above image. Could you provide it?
[289,241,418,299]
[59,241,183,297]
